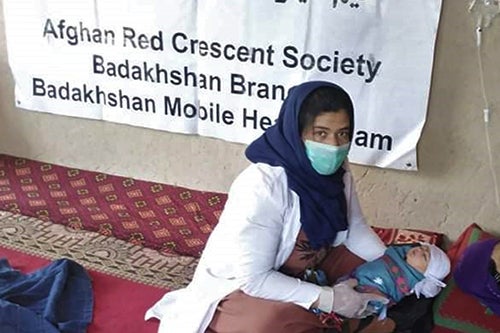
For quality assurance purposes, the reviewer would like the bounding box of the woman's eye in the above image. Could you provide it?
[314,131,327,138]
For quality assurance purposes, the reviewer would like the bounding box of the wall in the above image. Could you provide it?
[1,0,499,242]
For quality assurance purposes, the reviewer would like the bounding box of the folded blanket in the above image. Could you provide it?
[0,258,93,333]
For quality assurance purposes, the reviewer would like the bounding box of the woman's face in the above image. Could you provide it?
[406,245,430,274]
[301,110,351,147]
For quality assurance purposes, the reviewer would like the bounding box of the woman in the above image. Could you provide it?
[146,81,388,332]
[454,238,500,315]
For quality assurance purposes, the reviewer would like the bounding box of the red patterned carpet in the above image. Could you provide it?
[0,210,198,289]
[0,154,444,256]
[0,154,227,258]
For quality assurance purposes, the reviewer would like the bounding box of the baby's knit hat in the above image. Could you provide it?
[412,243,451,298]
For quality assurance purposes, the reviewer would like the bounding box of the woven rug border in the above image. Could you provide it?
[0,210,197,289]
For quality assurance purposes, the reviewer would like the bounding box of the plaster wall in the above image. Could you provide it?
[1,0,499,242]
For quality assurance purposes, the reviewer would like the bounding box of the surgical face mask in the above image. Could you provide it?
[304,140,350,175]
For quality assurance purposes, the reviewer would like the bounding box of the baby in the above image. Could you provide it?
[351,243,451,318]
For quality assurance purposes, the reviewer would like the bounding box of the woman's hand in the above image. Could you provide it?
[332,278,389,318]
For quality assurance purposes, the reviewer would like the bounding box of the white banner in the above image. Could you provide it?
[2,0,442,170]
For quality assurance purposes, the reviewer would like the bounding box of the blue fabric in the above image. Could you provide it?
[245,81,351,249]
[353,245,425,303]
[0,258,93,333]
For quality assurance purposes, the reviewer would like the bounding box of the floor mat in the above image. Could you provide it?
[0,210,197,332]
[0,210,198,289]
[0,246,165,333]
[0,154,227,257]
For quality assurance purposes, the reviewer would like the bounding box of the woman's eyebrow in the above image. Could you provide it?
[312,125,331,130]
[312,125,350,131]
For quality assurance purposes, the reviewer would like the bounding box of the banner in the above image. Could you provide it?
[2,0,442,170]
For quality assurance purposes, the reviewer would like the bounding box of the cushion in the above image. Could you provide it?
[433,223,500,332]
[372,226,444,247]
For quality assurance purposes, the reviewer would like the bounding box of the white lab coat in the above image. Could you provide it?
[145,163,386,333]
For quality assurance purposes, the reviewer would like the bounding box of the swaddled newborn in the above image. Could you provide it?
[351,243,450,318]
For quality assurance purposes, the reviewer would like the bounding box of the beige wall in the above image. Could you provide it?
[1,1,499,242]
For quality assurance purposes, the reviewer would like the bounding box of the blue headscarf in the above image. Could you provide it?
[245,81,353,249]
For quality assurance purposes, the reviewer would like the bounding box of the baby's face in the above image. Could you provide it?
[406,245,430,274]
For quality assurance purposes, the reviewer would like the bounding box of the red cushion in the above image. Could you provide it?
[433,223,500,332]
[446,223,495,268]
[372,226,444,247]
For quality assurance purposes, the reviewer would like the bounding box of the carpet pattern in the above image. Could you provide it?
[0,210,197,289]
[0,154,227,258]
